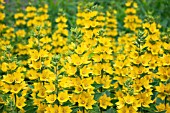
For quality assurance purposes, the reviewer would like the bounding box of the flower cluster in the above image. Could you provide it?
[0,0,169,113]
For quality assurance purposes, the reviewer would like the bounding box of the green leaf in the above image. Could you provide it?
[88,53,94,59]
[88,104,100,113]
[104,107,117,113]
[156,97,164,104]
[111,80,117,84]
[92,82,103,89]
[72,107,79,113]
[25,106,37,113]
[151,91,158,100]
[94,92,104,101]
[105,90,111,96]
[0,104,4,113]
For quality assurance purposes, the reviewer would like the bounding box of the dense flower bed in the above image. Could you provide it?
[0,0,170,113]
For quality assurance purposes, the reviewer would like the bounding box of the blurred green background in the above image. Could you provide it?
[4,0,170,31]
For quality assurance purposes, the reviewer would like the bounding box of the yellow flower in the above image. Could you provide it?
[44,82,55,93]
[149,22,158,34]
[39,69,50,81]
[8,62,17,70]
[13,72,24,83]
[102,63,113,74]
[70,54,82,66]
[37,88,47,98]
[46,94,57,103]
[80,66,91,77]
[99,94,113,109]
[0,12,5,21]
[162,54,170,66]
[123,94,135,105]
[132,100,141,111]
[55,16,67,23]
[85,96,96,109]
[16,29,26,38]
[125,1,132,7]
[101,75,112,89]
[58,90,69,103]
[0,97,5,104]
[58,106,72,113]
[1,62,8,72]
[117,106,129,113]
[141,96,153,108]
[81,78,94,89]
[26,69,39,80]
[156,103,166,112]
[11,84,22,94]
[65,63,77,76]
[75,46,85,55]
[70,94,79,104]
[45,105,58,113]
[78,94,87,107]
[116,98,125,109]
[29,49,40,61]
[16,96,26,109]
[31,61,42,70]
[1,83,11,93]
[166,104,170,113]
[74,86,83,93]
[155,83,165,93]
[2,74,14,84]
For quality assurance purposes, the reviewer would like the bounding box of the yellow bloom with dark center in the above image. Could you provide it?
[116,98,125,109]
[29,49,40,61]
[70,94,79,104]
[37,88,47,98]
[39,69,51,81]
[46,94,57,104]
[81,78,94,89]
[44,82,56,93]
[70,54,82,66]
[85,96,96,109]
[99,94,113,109]
[16,96,26,109]
[65,63,77,76]
[140,96,153,108]
[123,94,135,105]
[102,63,113,74]
[31,61,42,70]
[162,54,170,66]
[8,62,17,70]
[156,103,166,112]
[78,94,87,107]
[26,69,39,80]
[149,22,158,34]
[117,106,129,113]
[132,100,141,111]
[13,72,24,83]
[45,104,59,113]
[11,84,22,94]
[101,75,112,89]
[58,91,69,103]
[80,66,91,77]
[58,106,72,113]
[75,46,85,55]
[74,86,83,93]
[155,83,165,93]
[2,74,14,84]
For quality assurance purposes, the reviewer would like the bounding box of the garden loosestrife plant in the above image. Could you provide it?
[124,0,142,32]
[0,1,170,113]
